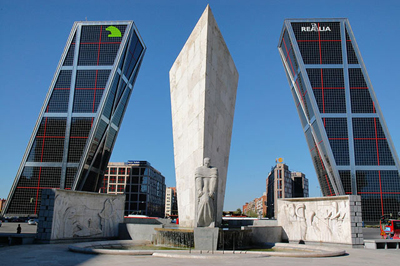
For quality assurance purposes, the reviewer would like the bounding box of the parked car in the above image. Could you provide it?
[28,219,37,225]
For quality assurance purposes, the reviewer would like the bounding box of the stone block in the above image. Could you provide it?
[278,196,358,244]
[194,227,219,250]
[50,190,124,240]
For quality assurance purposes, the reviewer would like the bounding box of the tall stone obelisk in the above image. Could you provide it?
[170,5,238,228]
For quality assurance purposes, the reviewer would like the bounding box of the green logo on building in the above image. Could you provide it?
[106,26,121,37]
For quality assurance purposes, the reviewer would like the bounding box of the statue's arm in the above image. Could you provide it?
[195,174,203,198]
[209,168,218,198]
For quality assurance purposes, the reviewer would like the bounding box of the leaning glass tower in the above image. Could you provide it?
[278,19,400,222]
[3,21,145,216]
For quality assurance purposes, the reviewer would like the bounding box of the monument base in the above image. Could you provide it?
[194,227,219,250]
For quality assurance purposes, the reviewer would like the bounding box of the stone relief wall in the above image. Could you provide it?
[277,196,363,245]
[37,189,124,240]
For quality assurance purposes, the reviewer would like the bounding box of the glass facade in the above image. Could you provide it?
[101,161,166,217]
[278,19,400,222]
[3,21,146,216]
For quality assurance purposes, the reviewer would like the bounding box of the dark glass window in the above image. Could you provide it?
[291,22,342,64]
[305,127,335,196]
[307,68,345,113]
[28,118,66,162]
[345,29,358,64]
[73,70,110,113]
[110,168,117,174]
[356,171,400,222]
[353,118,394,165]
[293,75,314,120]
[63,33,76,66]
[280,30,299,77]
[123,32,144,80]
[349,68,375,113]
[68,118,92,162]
[78,25,126,66]
[109,184,116,192]
[65,167,77,189]
[339,171,352,194]
[46,70,72,113]
[324,118,349,165]
[17,167,61,188]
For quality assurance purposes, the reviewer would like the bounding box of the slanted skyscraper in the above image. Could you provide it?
[3,21,145,216]
[170,6,238,227]
[278,19,400,222]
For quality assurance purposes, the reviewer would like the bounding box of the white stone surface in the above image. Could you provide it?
[277,196,363,245]
[170,5,238,228]
[51,190,124,239]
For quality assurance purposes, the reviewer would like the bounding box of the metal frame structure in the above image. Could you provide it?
[3,21,146,216]
[278,18,400,222]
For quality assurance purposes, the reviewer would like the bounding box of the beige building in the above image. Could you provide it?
[165,187,178,218]
[266,160,308,218]
[0,198,6,213]
[101,161,166,217]
[243,192,267,218]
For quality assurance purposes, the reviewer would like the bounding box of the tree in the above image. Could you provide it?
[233,208,242,216]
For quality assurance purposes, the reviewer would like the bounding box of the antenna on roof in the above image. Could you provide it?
[85,17,87,21]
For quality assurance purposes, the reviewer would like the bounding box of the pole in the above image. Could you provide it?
[212,232,214,254]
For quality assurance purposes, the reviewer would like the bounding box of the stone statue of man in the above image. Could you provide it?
[195,157,218,227]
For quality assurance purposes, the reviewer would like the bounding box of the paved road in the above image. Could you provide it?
[362,227,381,239]
[0,222,37,234]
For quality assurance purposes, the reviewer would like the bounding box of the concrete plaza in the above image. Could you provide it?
[1,224,398,265]
[0,242,399,266]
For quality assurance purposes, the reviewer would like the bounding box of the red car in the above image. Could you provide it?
[380,219,400,239]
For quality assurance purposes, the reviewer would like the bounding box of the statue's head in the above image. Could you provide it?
[204,157,210,167]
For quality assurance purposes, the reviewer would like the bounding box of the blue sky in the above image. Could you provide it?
[1,0,400,211]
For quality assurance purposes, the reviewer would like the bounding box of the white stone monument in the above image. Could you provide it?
[277,196,364,245]
[37,189,124,241]
[170,5,238,228]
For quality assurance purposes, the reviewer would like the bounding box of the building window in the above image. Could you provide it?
[110,168,117,174]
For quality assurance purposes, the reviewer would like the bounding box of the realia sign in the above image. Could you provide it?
[301,23,331,32]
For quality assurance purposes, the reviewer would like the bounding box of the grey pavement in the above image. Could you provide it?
[0,225,396,266]
[0,222,37,234]
[1,242,400,266]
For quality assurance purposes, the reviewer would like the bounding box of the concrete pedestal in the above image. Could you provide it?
[194,227,219,251]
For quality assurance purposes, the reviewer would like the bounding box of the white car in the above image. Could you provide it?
[28,219,37,225]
